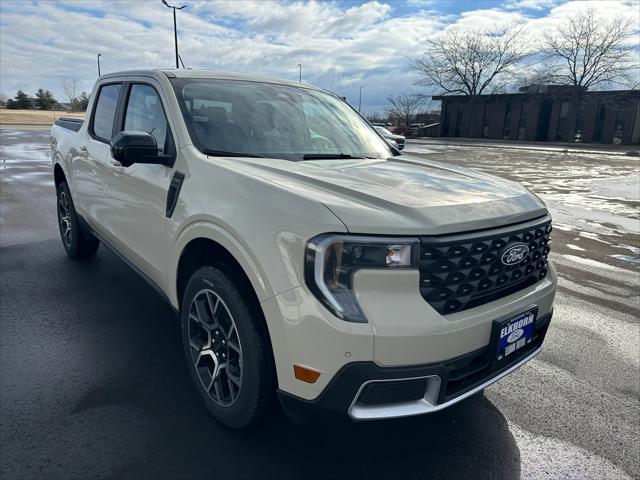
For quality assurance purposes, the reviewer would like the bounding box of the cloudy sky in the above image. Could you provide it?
[0,0,638,113]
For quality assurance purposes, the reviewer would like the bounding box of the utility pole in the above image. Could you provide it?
[97,53,102,76]
[358,86,363,112]
[298,64,302,83]
[162,0,187,69]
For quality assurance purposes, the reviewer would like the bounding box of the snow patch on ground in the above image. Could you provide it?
[591,175,640,202]
[548,201,640,237]
[558,254,634,276]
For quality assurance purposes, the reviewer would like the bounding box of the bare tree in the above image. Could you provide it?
[385,92,426,131]
[411,26,527,98]
[411,26,527,136]
[542,9,638,91]
[366,111,388,124]
[60,77,78,109]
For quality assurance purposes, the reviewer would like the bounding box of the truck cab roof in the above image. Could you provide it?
[98,69,320,91]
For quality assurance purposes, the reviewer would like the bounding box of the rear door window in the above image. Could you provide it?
[92,83,122,142]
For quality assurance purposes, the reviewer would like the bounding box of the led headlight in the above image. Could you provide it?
[304,234,420,323]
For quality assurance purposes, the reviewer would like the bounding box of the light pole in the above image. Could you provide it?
[97,53,102,77]
[162,0,187,69]
[297,64,302,83]
[358,86,363,112]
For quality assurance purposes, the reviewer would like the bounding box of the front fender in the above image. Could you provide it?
[168,219,272,308]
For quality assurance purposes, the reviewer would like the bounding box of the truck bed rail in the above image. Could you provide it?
[55,117,84,132]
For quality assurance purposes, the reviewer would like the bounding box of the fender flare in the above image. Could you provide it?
[52,153,77,197]
[168,219,273,308]
[52,156,68,183]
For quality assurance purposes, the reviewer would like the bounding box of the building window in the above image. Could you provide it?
[613,111,625,144]
[481,102,490,138]
[455,107,463,137]
[594,104,606,143]
[441,103,450,137]
[518,101,529,140]
[574,109,584,143]
[502,103,512,139]
[555,100,570,141]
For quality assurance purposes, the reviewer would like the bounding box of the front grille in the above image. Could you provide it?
[356,379,427,406]
[419,216,552,315]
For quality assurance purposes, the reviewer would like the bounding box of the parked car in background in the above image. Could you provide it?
[50,69,556,429]
[374,125,405,150]
[408,123,427,137]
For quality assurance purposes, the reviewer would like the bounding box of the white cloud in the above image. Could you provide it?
[504,0,561,10]
[0,0,638,113]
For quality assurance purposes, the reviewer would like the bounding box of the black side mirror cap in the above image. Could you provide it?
[110,131,171,167]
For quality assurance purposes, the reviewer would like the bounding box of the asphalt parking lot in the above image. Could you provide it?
[1,127,638,480]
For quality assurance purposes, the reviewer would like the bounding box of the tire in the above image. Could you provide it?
[181,266,274,429]
[56,181,99,258]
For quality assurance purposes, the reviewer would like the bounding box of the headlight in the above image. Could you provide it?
[304,234,420,323]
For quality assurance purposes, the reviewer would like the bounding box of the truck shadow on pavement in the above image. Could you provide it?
[1,241,522,480]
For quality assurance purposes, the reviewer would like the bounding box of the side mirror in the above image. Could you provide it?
[110,131,171,167]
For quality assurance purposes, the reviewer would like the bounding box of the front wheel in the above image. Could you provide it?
[181,267,274,429]
[56,182,99,258]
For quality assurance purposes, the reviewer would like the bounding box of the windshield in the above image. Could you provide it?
[171,78,394,161]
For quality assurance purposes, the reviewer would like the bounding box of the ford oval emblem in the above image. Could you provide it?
[501,243,529,266]
[507,328,524,343]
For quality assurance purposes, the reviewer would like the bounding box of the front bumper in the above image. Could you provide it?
[278,310,551,421]
[261,262,556,401]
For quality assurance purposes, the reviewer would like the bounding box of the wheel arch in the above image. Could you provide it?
[53,162,66,188]
[176,237,262,309]
[171,222,273,310]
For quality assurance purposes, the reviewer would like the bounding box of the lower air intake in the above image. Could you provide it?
[356,379,427,406]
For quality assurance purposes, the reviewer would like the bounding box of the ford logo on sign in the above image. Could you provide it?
[501,243,529,266]
[507,328,524,343]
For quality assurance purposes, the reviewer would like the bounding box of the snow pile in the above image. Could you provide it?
[591,175,640,202]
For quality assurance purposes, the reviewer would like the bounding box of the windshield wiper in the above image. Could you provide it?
[301,153,374,161]
[201,149,264,158]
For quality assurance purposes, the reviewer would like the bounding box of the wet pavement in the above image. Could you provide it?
[1,129,638,480]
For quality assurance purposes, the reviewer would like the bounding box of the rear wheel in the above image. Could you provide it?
[181,267,274,429]
[56,182,99,258]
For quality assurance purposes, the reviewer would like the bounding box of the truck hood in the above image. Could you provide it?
[231,154,548,235]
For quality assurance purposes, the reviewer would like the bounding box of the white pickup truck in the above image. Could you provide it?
[50,69,556,428]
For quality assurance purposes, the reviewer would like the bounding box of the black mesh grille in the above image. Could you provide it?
[419,217,552,315]
[356,379,427,406]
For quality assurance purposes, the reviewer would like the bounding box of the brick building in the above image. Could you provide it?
[433,86,640,145]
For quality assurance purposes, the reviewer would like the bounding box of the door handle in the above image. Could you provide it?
[79,146,88,153]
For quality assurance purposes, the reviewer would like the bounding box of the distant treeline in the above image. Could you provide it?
[1,88,89,112]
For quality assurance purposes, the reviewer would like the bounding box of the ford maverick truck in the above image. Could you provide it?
[50,70,556,428]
